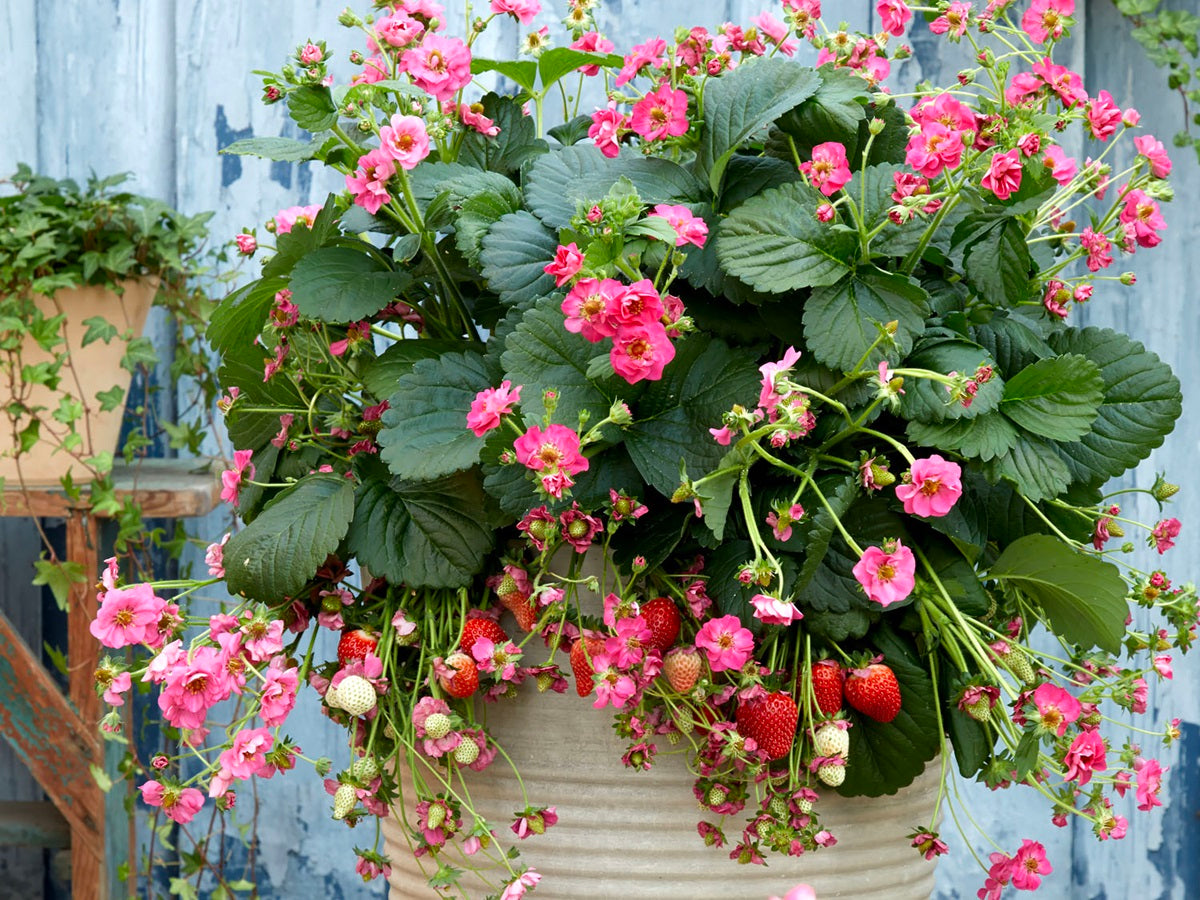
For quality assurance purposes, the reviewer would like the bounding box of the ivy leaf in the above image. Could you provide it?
[696,57,821,194]
[802,268,930,372]
[837,624,940,796]
[81,316,118,346]
[717,181,857,293]
[378,351,495,481]
[288,246,410,323]
[223,475,356,601]
[478,211,560,307]
[989,534,1128,653]
[1047,326,1182,485]
[346,465,499,588]
[524,145,707,229]
[287,85,337,132]
[999,353,1104,442]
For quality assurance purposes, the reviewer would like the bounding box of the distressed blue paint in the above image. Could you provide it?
[214,104,252,188]
[1148,722,1200,899]
[269,121,315,195]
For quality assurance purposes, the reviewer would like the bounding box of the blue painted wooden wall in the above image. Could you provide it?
[1,2,1197,898]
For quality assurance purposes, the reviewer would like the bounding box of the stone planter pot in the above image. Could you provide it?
[382,676,941,899]
[1,278,156,485]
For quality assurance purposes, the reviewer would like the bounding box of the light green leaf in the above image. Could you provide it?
[287,85,337,132]
[989,534,1128,653]
[289,246,410,323]
[378,351,495,480]
[80,316,118,346]
[999,353,1104,441]
[536,48,624,90]
[470,57,538,93]
[220,136,320,162]
[717,181,857,293]
[697,58,821,194]
[803,268,930,371]
[223,474,356,602]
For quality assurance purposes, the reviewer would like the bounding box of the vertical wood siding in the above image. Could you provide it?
[1,3,1196,898]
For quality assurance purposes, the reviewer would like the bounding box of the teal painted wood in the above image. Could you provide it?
[2,2,1199,899]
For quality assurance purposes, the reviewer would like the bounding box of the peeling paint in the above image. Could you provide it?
[214,104,252,188]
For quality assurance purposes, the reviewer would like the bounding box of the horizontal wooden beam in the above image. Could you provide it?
[0,457,223,519]
[0,611,102,862]
[0,801,71,848]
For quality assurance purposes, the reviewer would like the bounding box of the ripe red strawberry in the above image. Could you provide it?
[569,635,607,698]
[640,596,681,651]
[805,659,845,717]
[438,652,479,699]
[735,692,799,761]
[460,618,509,656]
[337,628,379,665]
[495,574,539,631]
[844,663,902,723]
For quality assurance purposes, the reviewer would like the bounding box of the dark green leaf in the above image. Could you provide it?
[803,268,930,371]
[792,474,858,593]
[717,181,857,293]
[454,190,525,266]
[793,536,878,642]
[697,58,821,194]
[478,211,560,307]
[469,58,538,93]
[207,278,288,358]
[962,218,1033,308]
[999,353,1104,441]
[1048,326,1182,485]
[989,534,1128,653]
[898,339,1003,423]
[922,538,989,616]
[970,313,1053,376]
[458,94,548,174]
[378,351,494,480]
[224,474,356,601]
[287,85,338,132]
[775,67,869,154]
[717,155,804,212]
[907,414,1020,462]
[980,432,1072,502]
[547,115,594,147]
[361,339,470,399]
[537,48,623,89]
[289,246,410,323]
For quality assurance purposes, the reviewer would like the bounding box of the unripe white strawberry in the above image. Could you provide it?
[426,802,446,830]
[336,675,377,716]
[707,784,729,807]
[965,696,992,723]
[324,683,343,710]
[813,722,849,758]
[453,739,480,766]
[350,756,379,781]
[332,783,357,819]
[423,712,452,739]
[817,763,845,787]
[662,647,702,693]
[998,647,1035,685]
[797,797,813,814]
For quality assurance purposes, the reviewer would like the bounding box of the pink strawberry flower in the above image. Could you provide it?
[766,503,805,541]
[649,204,708,247]
[895,454,963,518]
[1032,58,1087,107]
[852,539,916,606]
[605,616,651,668]
[1080,227,1113,271]
[801,142,852,196]
[500,869,542,900]
[91,583,166,648]
[139,780,205,825]
[592,653,638,709]
[471,637,523,681]
[629,83,689,142]
[511,806,558,839]
[979,851,1014,900]
[103,671,132,707]
[751,12,798,55]
[378,114,431,170]
[217,727,274,783]
[905,122,964,179]
[543,243,584,286]
[259,659,299,727]
[561,277,621,341]
[571,32,615,75]
[1087,90,1123,140]
[1022,0,1073,44]
[981,148,1023,200]
[345,148,396,215]
[400,34,472,101]
[877,0,912,36]
[489,0,540,25]
[695,615,755,672]
[750,594,803,626]
[610,321,675,384]
[157,647,231,730]
[352,55,389,85]
[272,204,322,234]
[234,233,257,255]
[768,887,816,900]
[1010,839,1052,890]
[1150,517,1181,552]
[1062,729,1107,786]
[559,503,602,553]
[758,346,802,410]
[513,424,588,476]
[454,101,499,136]
[929,2,971,37]
[1134,757,1164,810]
[614,38,667,87]
[1153,654,1173,679]
[374,11,425,48]
[1135,134,1173,178]
[467,380,523,436]
[1119,188,1167,248]
[1031,683,1082,736]
[1042,144,1077,185]
[588,104,627,158]
[220,449,255,505]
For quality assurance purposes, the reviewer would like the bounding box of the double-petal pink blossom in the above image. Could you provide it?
[467,381,523,436]
[694,615,754,672]
[852,540,916,606]
[895,454,963,518]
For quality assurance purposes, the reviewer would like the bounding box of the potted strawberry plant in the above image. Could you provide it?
[94,1,1195,898]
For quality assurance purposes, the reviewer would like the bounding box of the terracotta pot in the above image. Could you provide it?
[1,278,156,486]
[382,676,942,899]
